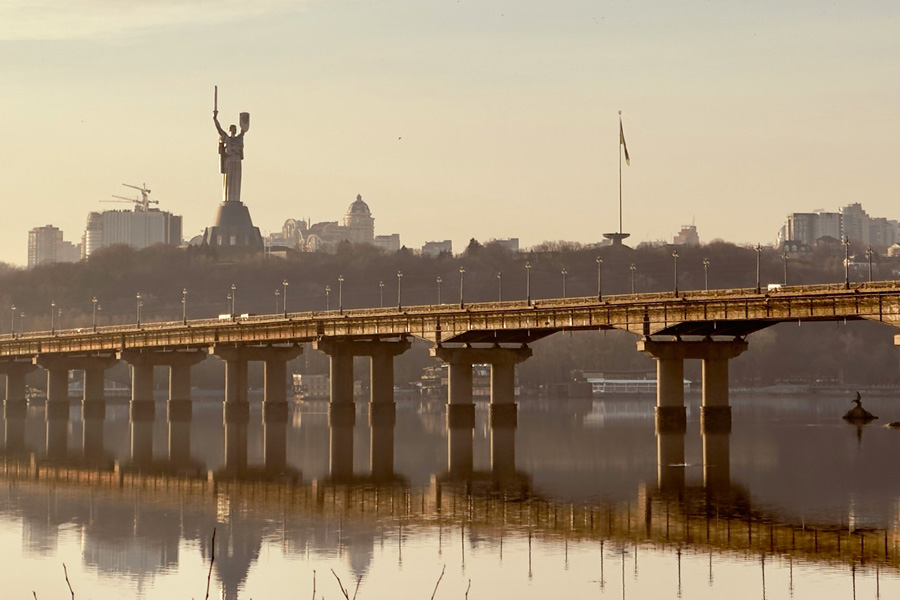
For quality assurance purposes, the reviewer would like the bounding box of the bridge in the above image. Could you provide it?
[1,282,900,441]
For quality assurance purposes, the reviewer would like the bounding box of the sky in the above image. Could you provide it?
[2,0,898,266]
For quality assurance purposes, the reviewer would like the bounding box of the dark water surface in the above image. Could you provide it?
[2,392,900,599]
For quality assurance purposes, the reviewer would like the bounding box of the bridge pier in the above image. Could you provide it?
[315,337,411,481]
[121,349,208,422]
[0,359,36,420]
[638,338,748,432]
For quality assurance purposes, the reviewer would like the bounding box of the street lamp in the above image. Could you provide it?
[19,312,25,335]
[274,289,281,314]
[136,293,142,328]
[182,288,188,325]
[672,251,679,297]
[338,275,344,314]
[866,246,874,282]
[525,262,532,306]
[50,301,56,334]
[459,266,465,309]
[396,271,403,311]
[9,305,15,337]
[843,238,851,290]
[497,272,502,302]
[282,280,289,318]
[561,267,568,298]
[754,243,762,294]
[325,285,331,311]
[702,258,710,292]
[379,281,384,308]
[630,263,636,295]
[782,252,788,286]
[58,308,62,331]
[436,276,442,304]
[92,297,99,332]
[596,256,603,301]
[230,283,236,316]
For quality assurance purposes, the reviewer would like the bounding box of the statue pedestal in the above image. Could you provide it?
[203,201,263,248]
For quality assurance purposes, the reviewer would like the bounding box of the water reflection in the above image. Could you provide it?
[1,394,900,599]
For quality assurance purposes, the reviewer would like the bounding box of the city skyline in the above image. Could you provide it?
[3,0,898,266]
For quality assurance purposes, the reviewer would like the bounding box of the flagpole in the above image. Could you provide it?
[618,110,623,234]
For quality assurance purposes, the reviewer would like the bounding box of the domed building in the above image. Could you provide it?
[343,194,375,244]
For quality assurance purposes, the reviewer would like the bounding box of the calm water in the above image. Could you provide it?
[3,392,900,599]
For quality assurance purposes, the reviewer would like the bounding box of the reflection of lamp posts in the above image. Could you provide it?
[136,293,142,327]
[338,275,344,314]
[396,271,403,311]
[702,258,710,292]
[782,252,789,286]
[9,305,15,337]
[459,266,465,308]
[282,279,289,317]
[50,301,56,334]
[182,288,187,325]
[672,251,679,297]
[230,283,236,316]
[325,285,331,311]
[754,243,762,294]
[866,246,873,282]
[843,238,851,290]
[497,272,502,302]
[436,276,442,304]
[561,267,568,298]
[596,256,603,301]
[630,263,636,294]
[525,262,532,306]
[379,281,384,308]
[92,297,99,332]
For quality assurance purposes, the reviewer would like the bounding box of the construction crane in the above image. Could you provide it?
[99,183,159,212]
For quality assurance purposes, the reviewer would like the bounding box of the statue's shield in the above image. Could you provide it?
[240,112,250,132]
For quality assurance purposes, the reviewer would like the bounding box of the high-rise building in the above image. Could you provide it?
[779,204,897,252]
[82,208,182,258]
[27,225,80,268]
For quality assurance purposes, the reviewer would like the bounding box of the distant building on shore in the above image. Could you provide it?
[27,225,80,268]
[422,240,452,257]
[778,203,899,252]
[673,224,700,246]
[83,208,182,258]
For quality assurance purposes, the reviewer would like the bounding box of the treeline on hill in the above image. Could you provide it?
[1,238,898,388]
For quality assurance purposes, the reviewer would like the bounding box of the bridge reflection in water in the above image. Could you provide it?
[1,393,898,600]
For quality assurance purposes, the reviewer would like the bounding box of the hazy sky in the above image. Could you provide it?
[2,0,898,265]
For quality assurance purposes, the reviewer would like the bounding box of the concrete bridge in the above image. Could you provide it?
[2,281,900,441]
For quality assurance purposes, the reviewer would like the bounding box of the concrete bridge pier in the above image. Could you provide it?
[34,356,72,421]
[0,360,36,421]
[638,338,748,432]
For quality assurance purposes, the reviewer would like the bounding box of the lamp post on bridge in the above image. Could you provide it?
[782,252,789,286]
[754,243,762,294]
[379,281,384,308]
[136,293,142,328]
[274,289,280,314]
[338,275,344,315]
[630,263,636,295]
[57,307,62,331]
[702,258,710,292]
[525,262,532,306]
[459,266,465,309]
[396,271,403,311]
[50,301,56,335]
[325,285,331,311]
[436,276,442,305]
[230,283,236,316]
[843,238,851,290]
[497,272,502,302]
[282,279,289,317]
[596,256,602,301]
[19,312,25,335]
[9,305,15,337]
[561,267,568,298]
[92,297,99,332]
[672,251,679,297]
[866,246,874,282]
[182,288,187,325]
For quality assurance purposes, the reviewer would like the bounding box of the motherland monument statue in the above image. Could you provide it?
[202,86,263,249]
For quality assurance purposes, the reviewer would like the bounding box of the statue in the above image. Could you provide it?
[213,86,249,204]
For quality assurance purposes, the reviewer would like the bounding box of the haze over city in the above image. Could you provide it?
[3,0,898,265]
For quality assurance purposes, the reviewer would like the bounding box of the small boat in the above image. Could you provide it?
[843,392,878,424]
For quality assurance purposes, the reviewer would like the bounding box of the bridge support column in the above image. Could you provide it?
[119,352,157,421]
[34,356,71,420]
[700,341,747,433]
[0,360,36,420]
